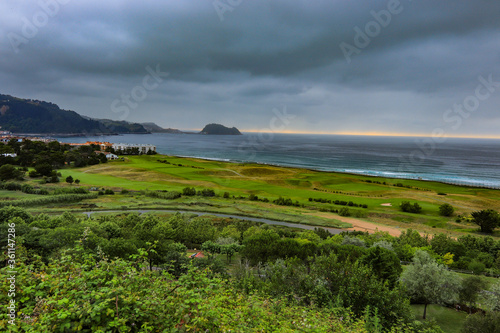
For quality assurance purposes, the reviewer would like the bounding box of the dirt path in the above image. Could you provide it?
[304,212,403,236]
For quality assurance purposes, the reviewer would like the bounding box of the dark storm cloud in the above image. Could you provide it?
[0,0,499,136]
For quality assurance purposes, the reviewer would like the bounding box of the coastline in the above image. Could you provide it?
[169,154,500,190]
[52,133,500,190]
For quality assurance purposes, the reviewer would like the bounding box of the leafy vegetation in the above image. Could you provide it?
[1,206,498,332]
[400,201,423,214]
[472,209,500,233]
[1,151,500,332]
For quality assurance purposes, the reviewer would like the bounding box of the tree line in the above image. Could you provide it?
[1,207,499,331]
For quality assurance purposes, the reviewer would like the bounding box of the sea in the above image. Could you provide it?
[55,133,500,189]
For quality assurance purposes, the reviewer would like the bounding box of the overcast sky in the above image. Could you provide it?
[1,0,500,137]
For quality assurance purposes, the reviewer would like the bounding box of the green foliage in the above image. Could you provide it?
[399,229,429,248]
[198,188,215,197]
[401,250,460,319]
[371,240,394,251]
[0,164,23,180]
[461,311,500,333]
[201,240,221,257]
[0,208,465,332]
[459,276,488,312]
[0,193,98,208]
[34,162,54,177]
[439,203,454,216]
[482,279,500,311]
[471,209,500,233]
[314,227,331,240]
[182,186,196,196]
[339,206,351,216]
[342,235,366,247]
[0,206,32,224]
[400,201,423,214]
[65,175,74,184]
[360,246,402,288]
[273,196,300,207]
[146,190,181,200]
[241,229,280,264]
[311,255,413,328]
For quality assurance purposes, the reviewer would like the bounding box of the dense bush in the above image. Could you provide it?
[0,193,98,208]
[439,203,455,216]
[400,201,422,214]
[182,187,196,196]
[146,190,181,200]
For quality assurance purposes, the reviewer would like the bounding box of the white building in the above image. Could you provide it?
[105,153,119,160]
[112,143,156,154]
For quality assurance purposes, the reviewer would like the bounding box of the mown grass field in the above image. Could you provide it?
[2,154,499,237]
[411,305,468,333]
[50,154,500,237]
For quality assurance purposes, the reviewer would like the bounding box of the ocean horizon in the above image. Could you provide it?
[55,133,500,189]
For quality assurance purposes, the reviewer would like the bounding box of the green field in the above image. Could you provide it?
[50,154,500,237]
[411,305,468,333]
[2,154,500,237]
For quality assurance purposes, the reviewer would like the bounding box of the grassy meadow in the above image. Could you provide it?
[411,305,468,333]
[3,154,499,237]
[48,154,500,237]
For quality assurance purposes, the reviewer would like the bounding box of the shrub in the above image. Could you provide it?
[199,188,215,197]
[439,203,454,216]
[145,191,181,200]
[65,175,74,184]
[338,207,350,217]
[182,187,196,196]
[400,201,422,214]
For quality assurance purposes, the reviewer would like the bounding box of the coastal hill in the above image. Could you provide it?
[0,93,148,135]
[95,119,148,134]
[141,122,183,134]
[200,123,242,135]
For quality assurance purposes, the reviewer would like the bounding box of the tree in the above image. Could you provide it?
[398,228,429,248]
[400,201,422,214]
[482,279,500,311]
[220,242,240,263]
[439,203,455,217]
[401,250,460,319]
[459,276,488,313]
[0,206,32,224]
[65,175,74,184]
[461,311,500,333]
[201,240,221,258]
[0,164,22,181]
[241,229,280,264]
[360,246,402,288]
[75,179,80,185]
[35,163,54,177]
[182,187,196,196]
[471,209,500,233]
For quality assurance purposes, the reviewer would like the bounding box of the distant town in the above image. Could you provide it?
[0,133,157,159]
